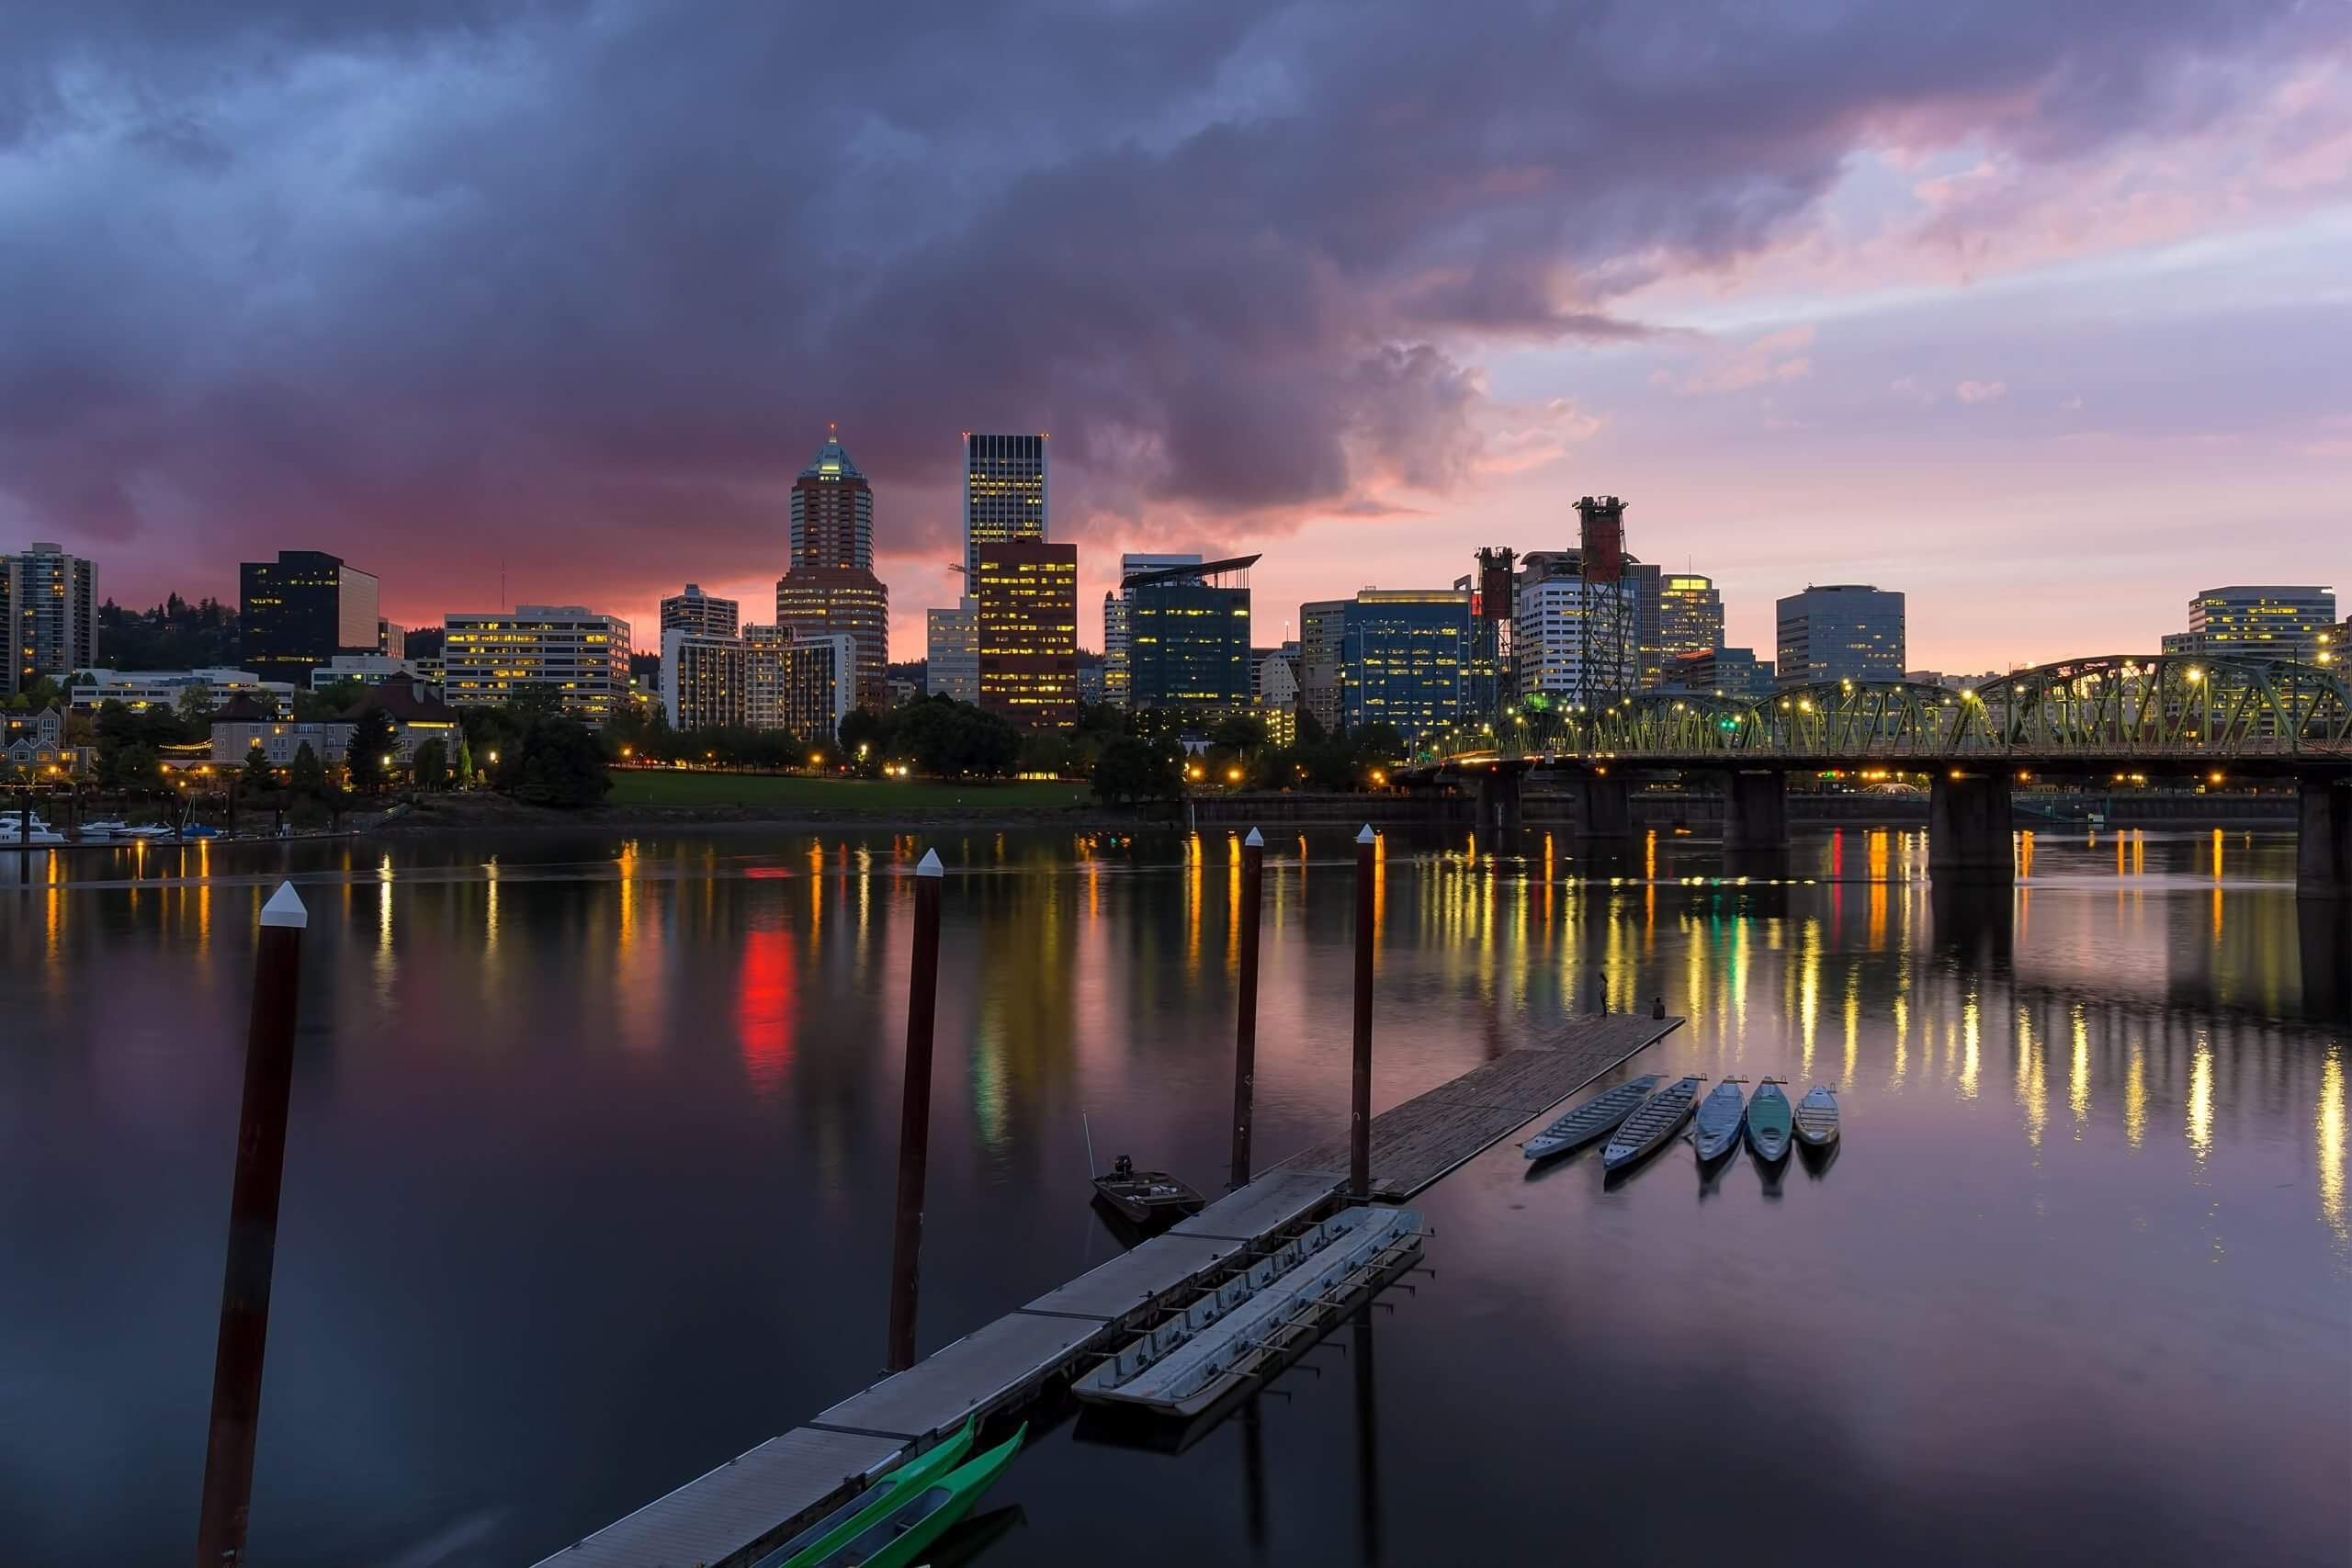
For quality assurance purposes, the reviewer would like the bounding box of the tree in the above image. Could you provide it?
[509,717,611,807]
[1091,735,1181,806]
[412,738,449,792]
[350,707,401,792]
[293,679,368,722]
[507,685,567,724]
[453,730,475,787]
[241,746,277,794]
[288,741,328,798]
[99,741,160,792]
[1208,711,1267,753]
[175,682,217,728]
[1017,730,1075,777]
[837,705,888,760]
[1294,705,1328,747]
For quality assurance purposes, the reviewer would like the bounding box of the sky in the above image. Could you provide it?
[4,0,2348,671]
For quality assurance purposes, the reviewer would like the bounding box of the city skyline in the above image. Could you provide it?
[5,5,2345,670]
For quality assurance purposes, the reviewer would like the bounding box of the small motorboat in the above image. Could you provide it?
[802,1425,1026,1568]
[1524,1074,1663,1161]
[78,820,130,840]
[1091,1155,1205,1231]
[1794,1086,1841,1148]
[752,1421,978,1568]
[1745,1078,1793,1165]
[1601,1077,1704,1172]
[1690,1078,1747,1163]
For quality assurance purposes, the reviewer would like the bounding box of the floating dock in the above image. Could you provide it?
[532,1015,1681,1567]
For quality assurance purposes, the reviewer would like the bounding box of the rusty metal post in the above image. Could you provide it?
[194,882,309,1566]
[886,848,944,1372]
[1351,824,1375,1200]
[1230,827,1265,1190]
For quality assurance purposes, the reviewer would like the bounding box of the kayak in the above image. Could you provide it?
[1523,1075,1663,1161]
[1690,1079,1747,1163]
[753,1421,978,1568]
[1745,1080,1793,1164]
[1600,1077,1704,1172]
[804,1425,1026,1568]
[1793,1086,1841,1148]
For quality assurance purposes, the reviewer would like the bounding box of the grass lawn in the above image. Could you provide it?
[605,770,1095,811]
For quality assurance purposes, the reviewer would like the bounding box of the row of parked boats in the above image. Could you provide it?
[4,813,193,846]
[1525,1074,1841,1171]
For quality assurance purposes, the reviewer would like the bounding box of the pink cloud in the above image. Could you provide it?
[1679,324,1816,394]
[1956,379,2007,403]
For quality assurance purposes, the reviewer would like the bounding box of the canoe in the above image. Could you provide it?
[1794,1086,1841,1147]
[753,1421,978,1568]
[804,1425,1026,1568]
[1600,1077,1704,1172]
[1745,1080,1793,1164]
[1523,1074,1663,1161]
[1690,1079,1747,1162]
[1091,1165,1206,1230]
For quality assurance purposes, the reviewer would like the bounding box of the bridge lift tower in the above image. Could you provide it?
[1574,495,1635,721]
[1472,547,1515,723]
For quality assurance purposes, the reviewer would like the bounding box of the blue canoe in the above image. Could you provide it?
[1600,1077,1704,1172]
[1524,1074,1664,1161]
[1690,1079,1747,1162]
[1744,1080,1793,1164]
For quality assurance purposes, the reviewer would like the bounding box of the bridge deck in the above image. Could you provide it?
[529,1012,1677,1568]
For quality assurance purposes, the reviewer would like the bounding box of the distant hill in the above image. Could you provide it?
[95,594,238,671]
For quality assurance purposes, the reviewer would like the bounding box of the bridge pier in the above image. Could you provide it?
[1928,770,2015,884]
[1475,768,1522,837]
[1720,770,1788,853]
[1566,773,1630,839]
[2297,773,2351,898]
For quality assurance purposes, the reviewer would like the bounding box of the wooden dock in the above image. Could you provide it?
[530,1020,1678,1567]
[1279,1013,1682,1199]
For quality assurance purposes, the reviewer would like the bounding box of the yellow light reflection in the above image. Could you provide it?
[2069,1006,2090,1139]
[2188,1035,2213,1163]
[2320,1049,2346,1245]
[2125,1043,2148,1148]
[1960,992,1981,1098]
[2016,1006,2045,1148]
[1798,917,1820,1077]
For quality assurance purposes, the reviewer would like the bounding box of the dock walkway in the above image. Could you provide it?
[531,1017,1680,1567]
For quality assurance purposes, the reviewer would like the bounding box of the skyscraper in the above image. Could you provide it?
[443,605,632,723]
[1514,557,1637,704]
[2169,585,2337,662]
[962,433,1047,574]
[661,583,741,639]
[1105,551,1205,708]
[973,540,1078,728]
[1125,556,1255,711]
[926,604,978,702]
[1296,599,1351,734]
[1776,584,1905,686]
[775,431,889,709]
[240,549,379,685]
[1,543,98,694]
[1657,574,1724,662]
[1338,590,1476,739]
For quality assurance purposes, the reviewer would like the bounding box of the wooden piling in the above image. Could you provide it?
[194,882,309,1567]
[1229,827,1265,1190]
[886,849,945,1373]
[1351,824,1375,1201]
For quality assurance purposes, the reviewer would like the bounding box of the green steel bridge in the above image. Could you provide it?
[1396,655,2352,895]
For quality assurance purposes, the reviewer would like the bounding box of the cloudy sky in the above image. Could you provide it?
[5,0,2347,670]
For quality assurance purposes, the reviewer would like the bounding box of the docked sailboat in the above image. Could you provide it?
[1600,1077,1704,1172]
[1690,1078,1747,1163]
[1745,1078,1793,1164]
[1523,1074,1662,1161]
[1793,1085,1841,1148]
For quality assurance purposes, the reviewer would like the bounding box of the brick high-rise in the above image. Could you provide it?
[775,428,889,711]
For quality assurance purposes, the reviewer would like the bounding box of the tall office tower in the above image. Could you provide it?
[789,425,874,570]
[1626,561,1665,688]
[1297,599,1351,734]
[662,624,854,741]
[1573,496,1634,710]
[2172,585,2338,662]
[775,431,889,709]
[1513,556,1637,705]
[962,433,1048,574]
[1662,647,1773,699]
[660,583,741,639]
[1124,555,1255,711]
[1658,574,1724,663]
[239,549,379,686]
[1336,590,1476,739]
[1105,552,1206,708]
[442,605,633,724]
[973,540,1078,729]
[662,629,745,732]
[1775,584,1905,686]
[378,619,407,660]
[1,542,98,694]
[926,604,978,702]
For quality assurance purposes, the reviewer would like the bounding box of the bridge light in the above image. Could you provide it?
[2209,771,2223,785]
[2186,667,2203,682]
[1951,770,1965,780]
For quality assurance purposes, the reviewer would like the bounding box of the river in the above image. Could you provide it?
[1,824,2345,1565]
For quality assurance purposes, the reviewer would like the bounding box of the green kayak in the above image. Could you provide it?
[754,1421,977,1568]
[1745,1078,1793,1164]
[805,1424,1026,1568]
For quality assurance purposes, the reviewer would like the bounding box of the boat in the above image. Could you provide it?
[78,820,130,840]
[799,1425,1025,1568]
[116,824,173,840]
[1075,1205,1423,1420]
[1090,1154,1205,1231]
[1600,1077,1704,1172]
[1523,1074,1663,1161]
[1793,1086,1841,1148]
[5,815,67,846]
[1690,1078,1747,1162]
[750,1421,978,1568]
[180,824,223,840]
[1744,1079,1793,1164]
